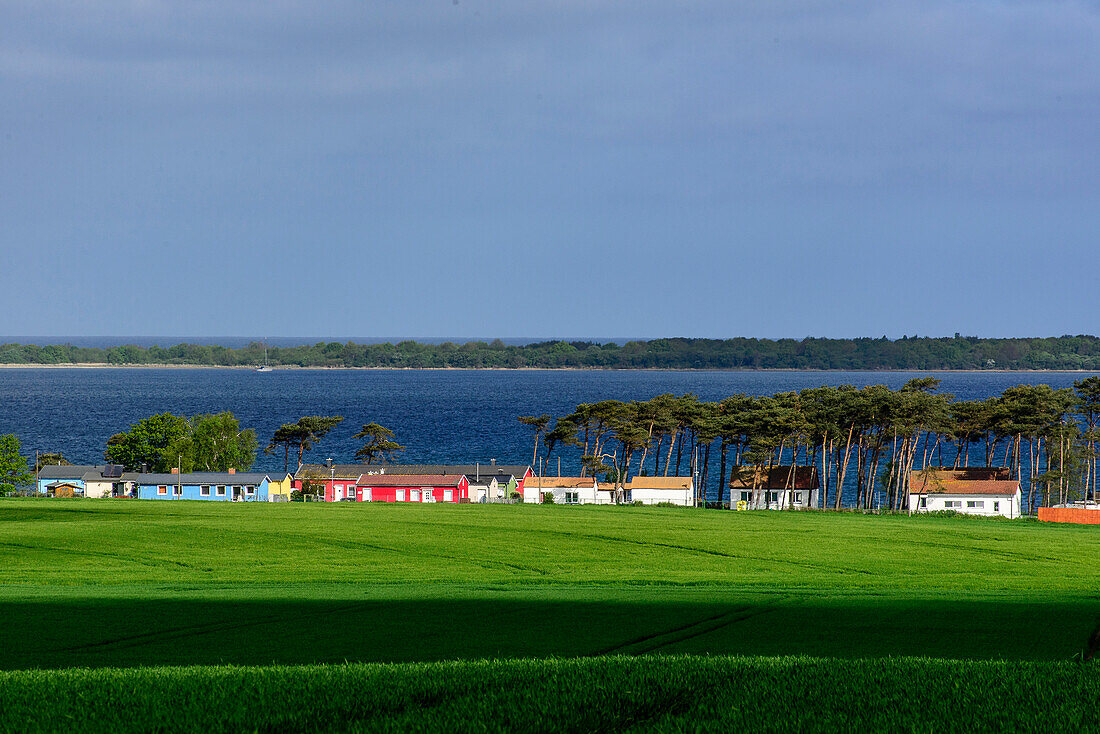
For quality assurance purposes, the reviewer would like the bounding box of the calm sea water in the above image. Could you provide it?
[3,368,1095,502]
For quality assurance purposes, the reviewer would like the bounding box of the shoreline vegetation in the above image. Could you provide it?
[5,335,1100,370]
[3,363,1100,373]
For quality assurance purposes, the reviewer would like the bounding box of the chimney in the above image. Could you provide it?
[170,467,179,474]
[325,458,333,469]
[491,458,496,467]
[141,463,148,473]
[228,467,236,475]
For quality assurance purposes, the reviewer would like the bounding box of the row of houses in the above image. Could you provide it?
[35,461,697,506]
[34,461,1025,517]
[37,465,290,501]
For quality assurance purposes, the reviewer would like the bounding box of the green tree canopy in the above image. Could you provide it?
[354,422,405,464]
[0,434,33,495]
[35,452,71,472]
[164,412,258,472]
[264,416,345,472]
[105,413,190,472]
[105,412,257,472]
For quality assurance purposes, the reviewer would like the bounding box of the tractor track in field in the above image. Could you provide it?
[539,530,875,576]
[595,601,782,656]
[0,541,211,572]
[56,600,369,654]
[275,530,551,576]
[895,537,1067,564]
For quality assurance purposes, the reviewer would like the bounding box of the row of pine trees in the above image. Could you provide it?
[520,378,1100,511]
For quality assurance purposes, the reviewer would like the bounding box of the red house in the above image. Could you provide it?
[296,463,499,503]
[294,466,364,502]
[353,474,470,503]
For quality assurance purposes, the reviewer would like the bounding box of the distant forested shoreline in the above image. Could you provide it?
[5,336,1100,370]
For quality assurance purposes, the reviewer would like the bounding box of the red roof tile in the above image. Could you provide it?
[908,469,1020,496]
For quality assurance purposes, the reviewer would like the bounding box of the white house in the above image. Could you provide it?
[522,477,602,504]
[81,466,135,498]
[626,477,694,506]
[908,468,1022,518]
[729,465,819,510]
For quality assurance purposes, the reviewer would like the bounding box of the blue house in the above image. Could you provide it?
[134,471,271,501]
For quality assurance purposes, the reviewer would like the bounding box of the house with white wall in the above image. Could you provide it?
[626,477,694,506]
[522,476,601,504]
[729,466,819,510]
[908,468,1021,518]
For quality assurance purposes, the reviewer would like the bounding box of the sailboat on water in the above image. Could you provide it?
[256,340,273,372]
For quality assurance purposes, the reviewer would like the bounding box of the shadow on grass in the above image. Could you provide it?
[2,595,1095,669]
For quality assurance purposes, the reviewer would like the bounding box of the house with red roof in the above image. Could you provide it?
[907,468,1021,518]
[354,474,470,503]
[294,463,471,503]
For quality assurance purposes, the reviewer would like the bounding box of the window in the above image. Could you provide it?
[216,485,226,496]
[565,491,579,505]
[944,500,961,509]
[793,491,803,504]
[396,489,406,502]
[740,491,751,503]
[173,485,182,495]
[993,501,1000,512]
[157,485,167,495]
[768,491,778,503]
[245,486,254,495]
[411,489,420,502]
[919,497,927,508]
[443,489,453,502]
[967,500,984,509]
[200,485,210,496]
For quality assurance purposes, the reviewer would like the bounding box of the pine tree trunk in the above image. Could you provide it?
[663,429,678,477]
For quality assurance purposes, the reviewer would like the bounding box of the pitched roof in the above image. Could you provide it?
[524,477,596,489]
[628,477,693,490]
[133,472,271,485]
[361,464,531,479]
[38,465,102,480]
[729,465,819,490]
[356,474,467,487]
[908,469,1020,496]
[81,470,125,482]
[300,463,532,482]
[298,464,371,479]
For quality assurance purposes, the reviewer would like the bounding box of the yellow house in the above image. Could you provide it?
[267,473,295,501]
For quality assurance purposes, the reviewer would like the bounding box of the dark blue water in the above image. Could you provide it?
[3,369,1095,502]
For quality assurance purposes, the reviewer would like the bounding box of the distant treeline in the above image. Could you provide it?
[5,335,1100,370]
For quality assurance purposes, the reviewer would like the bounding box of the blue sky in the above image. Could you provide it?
[2,1,1098,339]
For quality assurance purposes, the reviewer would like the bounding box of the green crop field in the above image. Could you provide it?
[3,657,1098,733]
[2,499,1098,730]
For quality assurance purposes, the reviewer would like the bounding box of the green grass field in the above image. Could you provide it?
[2,499,1098,730]
[4,657,1098,733]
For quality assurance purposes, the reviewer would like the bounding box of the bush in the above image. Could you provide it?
[541,492,554,504]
